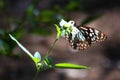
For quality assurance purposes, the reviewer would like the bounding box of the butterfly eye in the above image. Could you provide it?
[70,21,74,24]
[68,21,75,26]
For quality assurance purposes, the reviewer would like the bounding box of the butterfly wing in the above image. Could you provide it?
[67,26,107,50]
[68,32,90,50]
[78,26,107,43]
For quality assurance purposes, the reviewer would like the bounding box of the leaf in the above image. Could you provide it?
[0,28,5,35]
[39,10,55,23]
[0,39,9,55]
[66,1,78,11]
[32,27,52,36]
[41,57,53,70]
[26,4,34,16]
[11,28,24,40]
[9,34,34,60]
[0,1,4,8]
[55,63,89,69]
[54,24,61,39]
[44,57,53,67]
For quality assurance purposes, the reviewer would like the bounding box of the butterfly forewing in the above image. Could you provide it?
[67,26,107,50]
[79,26,107,42]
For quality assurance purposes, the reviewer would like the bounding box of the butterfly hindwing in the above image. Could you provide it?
[69,39,90,50]
[67,32,90,50]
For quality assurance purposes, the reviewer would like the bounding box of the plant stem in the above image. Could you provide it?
[33,38,58,80]
[46,38,58,57]
[34,70,40,80]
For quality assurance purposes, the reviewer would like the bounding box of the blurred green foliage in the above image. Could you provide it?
[81,14,101,26]
[0,0,101,56]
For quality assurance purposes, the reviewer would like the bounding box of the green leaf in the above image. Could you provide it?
[54,24,61,39]
[55,63,89,69]
[32,27,52,36]
[11,28,24,40]
[9,34,34,60]
[0,39,9,55]
[44,57,53,67]
[0,28,5,35]
[39,10,55,23]
[66,1,78,11]
[26,4,34,16]
[40,57,53,70]
[0,1,4,9]
[33,51,41,63]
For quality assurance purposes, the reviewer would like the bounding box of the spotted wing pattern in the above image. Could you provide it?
[67,26,107,50]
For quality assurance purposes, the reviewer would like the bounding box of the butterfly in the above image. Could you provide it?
[62,20,107,50]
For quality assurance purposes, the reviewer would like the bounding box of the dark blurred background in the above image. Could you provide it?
[0,0,120,80]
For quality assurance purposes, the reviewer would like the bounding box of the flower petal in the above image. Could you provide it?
[59,19,68,28]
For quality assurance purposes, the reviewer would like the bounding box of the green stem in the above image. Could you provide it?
[33,70,40,80]
[45,38,58,58]
[33,38,58,80]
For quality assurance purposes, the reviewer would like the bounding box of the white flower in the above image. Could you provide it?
[59,19,75,29]
[59,19,68,28]
[59,19,80,40]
